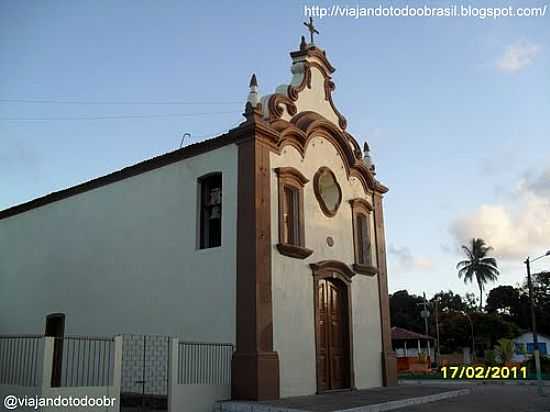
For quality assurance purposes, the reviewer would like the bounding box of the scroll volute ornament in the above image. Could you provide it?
[314,167,342,217]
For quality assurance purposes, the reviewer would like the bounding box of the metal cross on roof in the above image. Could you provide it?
[303,17,319,45]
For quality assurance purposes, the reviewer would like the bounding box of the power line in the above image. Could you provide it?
[0,111,240,122]
[183,121,242,143]
[0,98,243,105]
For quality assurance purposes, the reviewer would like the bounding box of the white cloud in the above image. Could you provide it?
[450,167,550,260]
[388,245,434,272]
[496,41,541,73]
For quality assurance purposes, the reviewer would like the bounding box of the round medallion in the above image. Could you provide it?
[314,167,342,217]
[326,236,334,247]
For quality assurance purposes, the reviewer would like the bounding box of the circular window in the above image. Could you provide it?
[314,167,342,217]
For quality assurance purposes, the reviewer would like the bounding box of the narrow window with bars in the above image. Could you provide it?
[350,198,377,275]
[284,186,301,245]
[275,167,313,259]
[199,173,222,249]
[356,213,372,266]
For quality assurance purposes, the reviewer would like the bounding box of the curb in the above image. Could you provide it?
[218,389,471,412]
[335,389,471,412]
[399,379,550,386]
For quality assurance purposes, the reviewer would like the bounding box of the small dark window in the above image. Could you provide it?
[45,313,65,387]
[199,173,222,249]
[356,213,372,265]
[284,186,301,245]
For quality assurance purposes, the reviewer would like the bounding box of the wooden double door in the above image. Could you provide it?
[316,277,351,392]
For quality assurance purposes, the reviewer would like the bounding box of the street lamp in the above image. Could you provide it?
[524,250,550,396]
[460,311,475,363]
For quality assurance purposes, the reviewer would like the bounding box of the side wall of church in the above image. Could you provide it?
[0,144,238,343]
[270,136,383,397]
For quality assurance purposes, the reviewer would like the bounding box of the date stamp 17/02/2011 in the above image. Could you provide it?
[441,366,528,380]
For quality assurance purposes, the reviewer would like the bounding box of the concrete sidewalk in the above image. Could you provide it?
[218,384,471,412]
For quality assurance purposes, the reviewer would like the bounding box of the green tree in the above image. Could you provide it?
[389,290,424,333]
[430,290,465,312]
[486,285,520,315]
[521,271,550,336]
[456,238,500,311]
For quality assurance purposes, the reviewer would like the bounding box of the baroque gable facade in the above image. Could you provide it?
[0,38,397,402]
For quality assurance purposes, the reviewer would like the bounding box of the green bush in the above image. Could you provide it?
[484,349,498,366]
[496,338,515,364]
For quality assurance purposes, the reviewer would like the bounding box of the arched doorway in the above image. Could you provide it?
[311,261,354,392]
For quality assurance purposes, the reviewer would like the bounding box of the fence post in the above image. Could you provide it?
[40,337,54,392]
[111,336,123,412]
[167,337,179,412]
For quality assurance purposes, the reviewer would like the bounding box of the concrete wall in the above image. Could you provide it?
[170,384,230,412]
[0,144,238,343]
[41,336,122,412]
[270,136,383,398]
[0,336,122,412]
[168,338,230,412]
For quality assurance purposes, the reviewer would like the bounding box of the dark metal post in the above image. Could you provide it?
[525,257,543,395]
[434,299,441,366]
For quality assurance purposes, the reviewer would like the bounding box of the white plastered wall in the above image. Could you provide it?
[270,136,383,398]
[0,144,238,344]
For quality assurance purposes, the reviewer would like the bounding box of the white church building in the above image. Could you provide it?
[0,34,397,402]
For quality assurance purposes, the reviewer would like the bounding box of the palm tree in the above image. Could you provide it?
[456,238,500,311]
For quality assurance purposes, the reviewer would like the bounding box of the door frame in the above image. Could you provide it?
[310,260,355,393]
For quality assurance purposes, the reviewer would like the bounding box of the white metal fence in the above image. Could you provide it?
[0,335,43,387]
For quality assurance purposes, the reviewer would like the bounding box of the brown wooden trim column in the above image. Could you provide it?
[373,192,398,386]
[231,106,280,401]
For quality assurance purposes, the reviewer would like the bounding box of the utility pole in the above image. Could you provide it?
[434,299,441,366]
[525,257,543,395]
[418,293,431,361]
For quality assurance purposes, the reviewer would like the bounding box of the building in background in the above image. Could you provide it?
[513,332,550,363]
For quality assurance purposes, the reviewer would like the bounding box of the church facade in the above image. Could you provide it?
[0,38,397,400]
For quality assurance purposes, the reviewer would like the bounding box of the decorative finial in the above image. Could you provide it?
[247,73,260,107]
[249,73,258,88]
[299,35,307,51]
[303,17,319,46]
[363,141,375,173]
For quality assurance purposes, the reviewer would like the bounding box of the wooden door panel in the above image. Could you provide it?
[316,278,350,392]
[317,280,331,391]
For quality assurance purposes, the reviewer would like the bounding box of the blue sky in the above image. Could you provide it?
[1,0,549,301]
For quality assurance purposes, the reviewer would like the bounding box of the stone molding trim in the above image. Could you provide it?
[324,78,347,130]
[275,167,312,259]
[274,167,309,187]
[372,192,398,386]
[349,197,378,276]
[276,243,313,259]
[348,198,373,213]
[232,105,281,401]
[290,46,336,73]
[352,263,379,277]
[313,167,342,218]
[309,260,355,283]
[270,112,381,195]
[267,94,298,122]
[266,45,346,131]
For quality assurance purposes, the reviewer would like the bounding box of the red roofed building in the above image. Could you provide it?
[391,327,434,373]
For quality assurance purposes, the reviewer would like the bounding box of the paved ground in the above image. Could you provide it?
[400,384,550,412]
[253,384,469,411]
